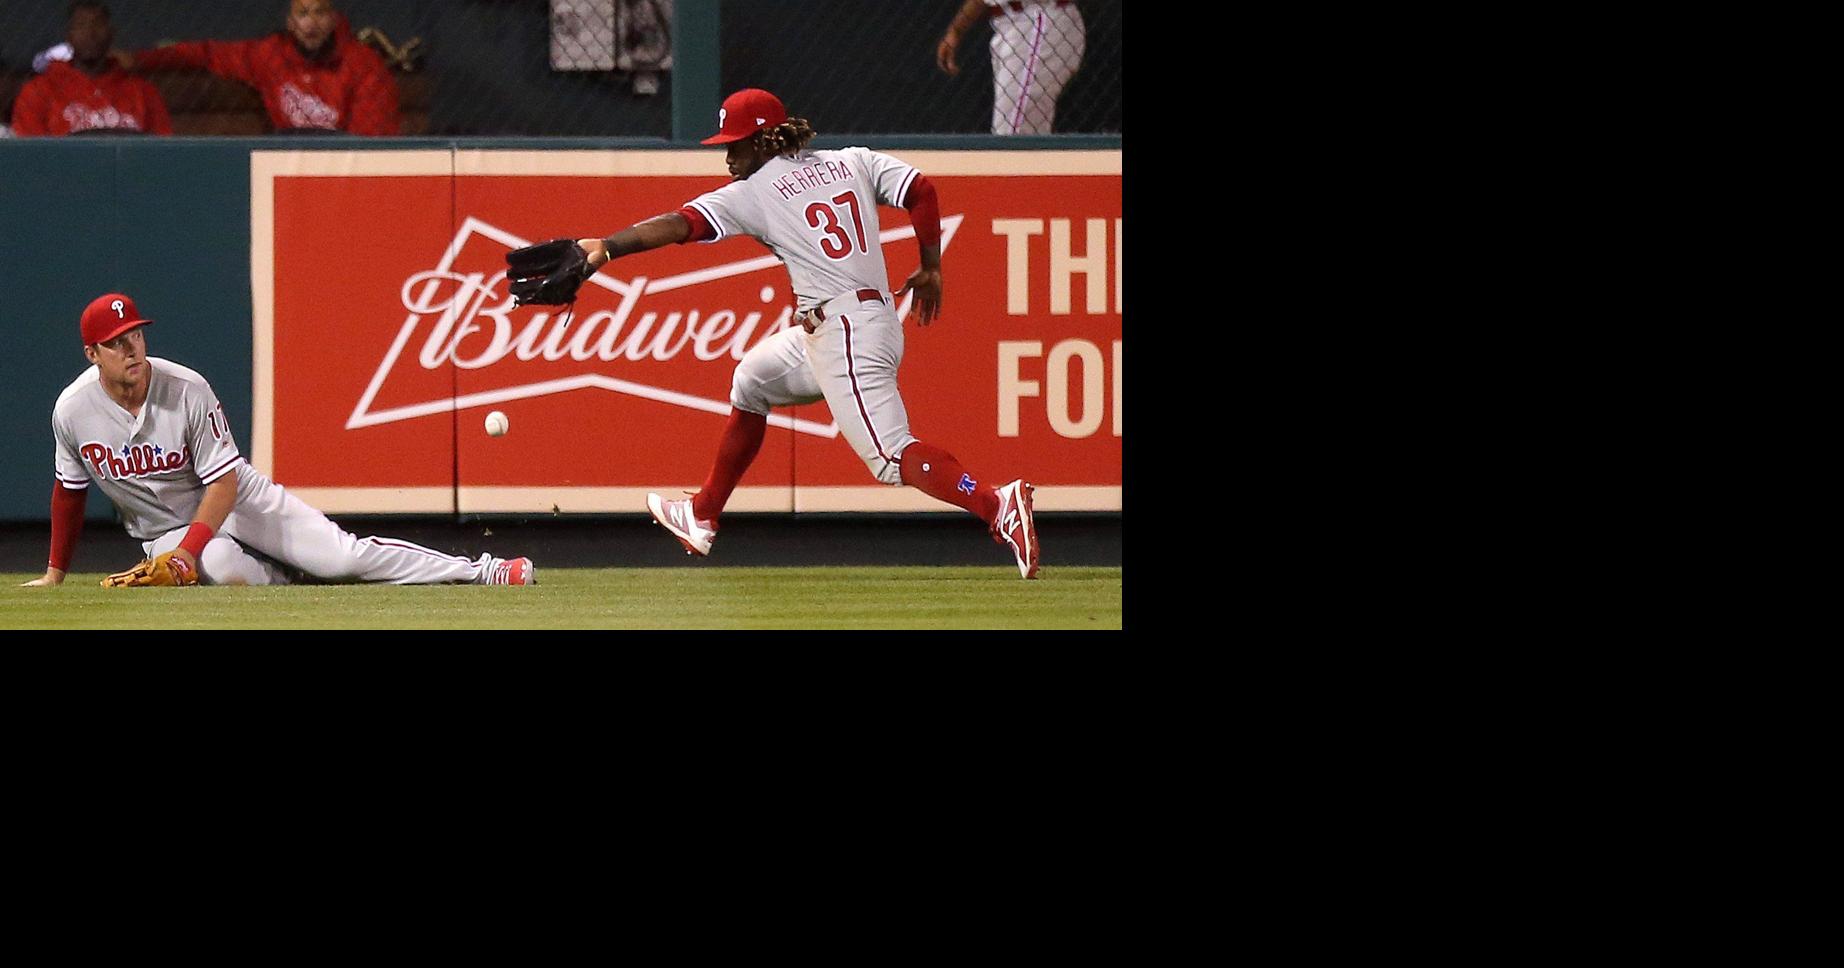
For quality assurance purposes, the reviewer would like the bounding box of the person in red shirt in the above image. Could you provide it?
[10,3,172,137]
[117,0,399,135]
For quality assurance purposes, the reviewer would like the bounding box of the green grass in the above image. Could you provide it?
[1,567,1121,630]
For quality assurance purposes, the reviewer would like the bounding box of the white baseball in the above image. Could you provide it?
[484,411,509,437]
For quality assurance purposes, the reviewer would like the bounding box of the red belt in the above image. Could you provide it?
[989,1,1071,16]
[804,289,883,331]
[814,289,883,321]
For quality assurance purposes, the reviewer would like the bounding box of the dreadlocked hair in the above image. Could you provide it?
[759,118,817,157]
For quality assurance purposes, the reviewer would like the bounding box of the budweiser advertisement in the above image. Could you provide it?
[251,150,1121,513]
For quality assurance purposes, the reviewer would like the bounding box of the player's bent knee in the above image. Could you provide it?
[730,373,773,416]
[729,392,772,417]
[199,536,272,586]
[866,436,916,485]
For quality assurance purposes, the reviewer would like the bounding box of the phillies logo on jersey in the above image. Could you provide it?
[347,214,964,437]
[80,441,191,480]
[60,103,143,133]
[278,83,340,129]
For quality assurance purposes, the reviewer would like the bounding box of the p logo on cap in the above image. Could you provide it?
[701,88,788,144]
[81,292,153,346]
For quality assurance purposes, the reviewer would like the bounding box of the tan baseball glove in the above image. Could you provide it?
[101,550,200,588]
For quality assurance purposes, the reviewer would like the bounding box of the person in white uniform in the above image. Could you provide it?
[936,0,1087,135]
[21,292,535,587]
[564,88,1040,578]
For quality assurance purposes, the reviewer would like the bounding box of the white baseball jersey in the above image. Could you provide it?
[52,357,240,540]
[698,148,929,485]
[683,147,920,311]
[52,357,492,585]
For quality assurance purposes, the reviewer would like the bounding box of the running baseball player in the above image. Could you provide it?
[20,293,534,588]
[936,0,1087,135]
[522,88,1039,577]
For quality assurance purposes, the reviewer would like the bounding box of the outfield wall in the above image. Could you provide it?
[0,137,1120,521]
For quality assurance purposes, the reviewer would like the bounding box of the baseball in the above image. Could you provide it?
[484,411,509,437]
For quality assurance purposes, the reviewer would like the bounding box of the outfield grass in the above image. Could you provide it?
[1,566,1121,630]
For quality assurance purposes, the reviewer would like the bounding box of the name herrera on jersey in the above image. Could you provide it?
[80,441,190,480]
[770,160,855,201]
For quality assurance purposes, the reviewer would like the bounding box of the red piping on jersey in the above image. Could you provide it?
[841,317,892,466]
[199,454,243,484]
[48,481,87,573]
[903,176,942,251]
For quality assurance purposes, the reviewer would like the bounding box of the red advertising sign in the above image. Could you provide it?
[252,150,1120,513]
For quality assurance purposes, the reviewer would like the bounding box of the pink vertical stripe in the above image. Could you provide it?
[1010,10,1048,134]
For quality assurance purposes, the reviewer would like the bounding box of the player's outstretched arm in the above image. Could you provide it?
[579,213,694,270]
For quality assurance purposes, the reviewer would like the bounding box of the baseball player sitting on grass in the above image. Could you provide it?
[507,88,1040,578]
[20,292,535,588]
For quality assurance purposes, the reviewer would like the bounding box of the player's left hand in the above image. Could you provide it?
[897,267,943,326]
[506,238,593,307]
[575,237,611,270]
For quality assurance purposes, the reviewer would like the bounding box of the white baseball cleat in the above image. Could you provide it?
[647,493,718,557]
[990,479,1040,579]
[479,555,536,585]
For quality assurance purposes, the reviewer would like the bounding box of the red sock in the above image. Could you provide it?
[898,441,1000,523]
[692,409,767,522]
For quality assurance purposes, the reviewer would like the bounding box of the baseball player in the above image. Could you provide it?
[564,88,1040,578]
[936,0,1087,135]
[20,293,534,588]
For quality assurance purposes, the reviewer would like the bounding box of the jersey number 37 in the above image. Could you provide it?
[805,192,869,260]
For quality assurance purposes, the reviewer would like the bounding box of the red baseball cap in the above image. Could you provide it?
[701,88,788,145]
[81,292,153,345]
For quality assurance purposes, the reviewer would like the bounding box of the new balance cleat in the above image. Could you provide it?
[990,479,1040,579]
[647,493,718,557]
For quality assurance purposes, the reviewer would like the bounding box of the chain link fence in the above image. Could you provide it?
[727,0,1119,135]
[2,0,1119,138]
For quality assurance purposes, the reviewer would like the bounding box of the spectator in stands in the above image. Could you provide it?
[115,0,399,135]
[10,2,172,137]
[936,0,1086,135]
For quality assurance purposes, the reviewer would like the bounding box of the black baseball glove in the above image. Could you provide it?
[506,238,593,306]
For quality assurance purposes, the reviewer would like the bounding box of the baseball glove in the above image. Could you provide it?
[101,550,199,588]
[506,238,593,306]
